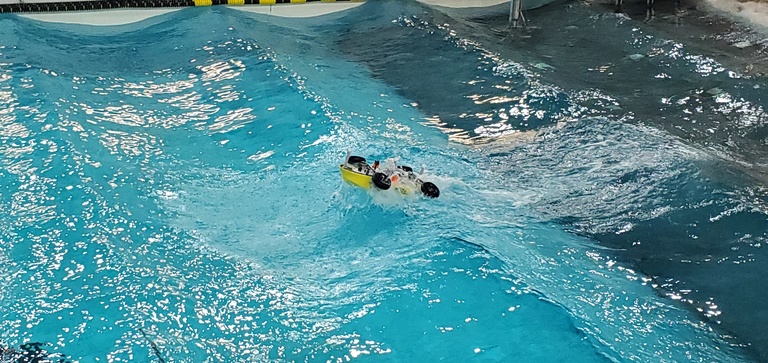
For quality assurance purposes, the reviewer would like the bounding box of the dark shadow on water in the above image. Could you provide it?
[0,341,72,363]
[591,204,768,361]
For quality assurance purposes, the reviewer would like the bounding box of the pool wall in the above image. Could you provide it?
[0,0,362,13]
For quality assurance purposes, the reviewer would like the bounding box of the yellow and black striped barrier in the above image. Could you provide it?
[0,0,362,13]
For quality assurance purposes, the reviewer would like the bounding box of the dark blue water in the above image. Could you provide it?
[0,0,766,362]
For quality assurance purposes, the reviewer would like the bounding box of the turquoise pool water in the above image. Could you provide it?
[1,1,766,362]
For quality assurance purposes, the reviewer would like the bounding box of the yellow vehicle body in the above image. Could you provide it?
[339,164,372,189]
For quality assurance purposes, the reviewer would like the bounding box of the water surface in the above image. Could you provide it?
[0,1,766,362]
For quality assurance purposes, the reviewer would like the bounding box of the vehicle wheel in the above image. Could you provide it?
[347,156,366,164]
[372,172,391,190]
[420,182,440,198]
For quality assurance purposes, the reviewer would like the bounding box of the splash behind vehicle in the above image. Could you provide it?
[339,155,440,198]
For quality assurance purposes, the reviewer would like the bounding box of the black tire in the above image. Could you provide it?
[347,156,366,164]
[421,182,440,198]
[372,172,391,190]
